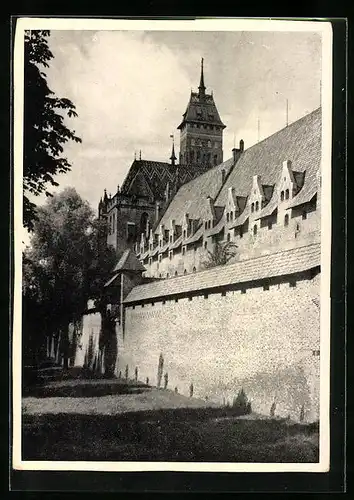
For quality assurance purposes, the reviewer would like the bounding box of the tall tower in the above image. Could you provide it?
[177,58,226,167]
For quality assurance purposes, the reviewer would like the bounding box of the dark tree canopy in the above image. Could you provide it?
[23,30,82,231]
[23,187,116,367]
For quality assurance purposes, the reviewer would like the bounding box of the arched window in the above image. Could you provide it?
[208,220,211,229]
[196,151,200,161]
[193,267,196,273]
[284,214,289,226]
[251,203,254,213]
[285,189,289,200]
[204,241,207,249]
[253,224,257,235]
[227,233,231,242]
[226,213,230,222]
[183,229,186,238]
[281,191,284,201]
[166,273,169,278]
[175,271,178,277]
[184,269,187,275]
[230,211,233,221]
[255,201,259,211]
[140,212,149,236]
[205,221,208,229]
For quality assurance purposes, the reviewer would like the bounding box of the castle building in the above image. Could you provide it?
[78,59,322,422]
[98,60,225,256]
[136,107,321,279]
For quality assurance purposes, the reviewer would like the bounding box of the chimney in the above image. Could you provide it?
[221,169,226,184]
[232,140,244,163]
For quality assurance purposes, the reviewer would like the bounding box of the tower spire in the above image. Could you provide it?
[170,134,177,166]
[198,57,206,97]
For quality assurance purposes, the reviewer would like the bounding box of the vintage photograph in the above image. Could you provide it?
[13,18,332,471]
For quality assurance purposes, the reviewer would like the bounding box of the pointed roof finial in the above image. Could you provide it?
[134,151,136,160]
[139,150,142,160]
[198,57,206,97]
[169,134,177,166]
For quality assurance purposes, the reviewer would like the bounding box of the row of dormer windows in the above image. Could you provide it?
[143,208,309,257]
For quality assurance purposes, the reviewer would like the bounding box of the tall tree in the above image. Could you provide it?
[23,30,82,231]
[23,187,116,368]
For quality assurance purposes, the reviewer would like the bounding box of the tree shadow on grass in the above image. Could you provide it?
[22,407,319,463]
[23,379,150,398]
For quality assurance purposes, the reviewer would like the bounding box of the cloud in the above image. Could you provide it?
[35,29,321,212]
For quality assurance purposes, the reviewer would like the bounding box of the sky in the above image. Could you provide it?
[26,27,322,219]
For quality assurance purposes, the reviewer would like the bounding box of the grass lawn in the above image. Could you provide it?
[21,376,319,463]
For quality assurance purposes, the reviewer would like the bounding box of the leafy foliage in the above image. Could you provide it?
[23,30,82,231]
[22,187,116,367]
[203,241,238,269]
[232,388,251,414]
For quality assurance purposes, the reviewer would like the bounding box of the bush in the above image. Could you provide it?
[232,388,250,414]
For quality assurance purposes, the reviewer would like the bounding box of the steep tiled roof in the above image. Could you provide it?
[287,186,317,209]
[170,235,182,250]
[254,198,278,220]
[112,249,146,273]
[124,243,320,303]
[119,159,211,201]
[230,204,251,229]
[178,92,226,129]
[185,224,204,245]
[207,216,225,237]
[155,157,235,230]
[215,108,321,206]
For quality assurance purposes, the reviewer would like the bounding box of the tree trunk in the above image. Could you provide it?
[62,322,70,370]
